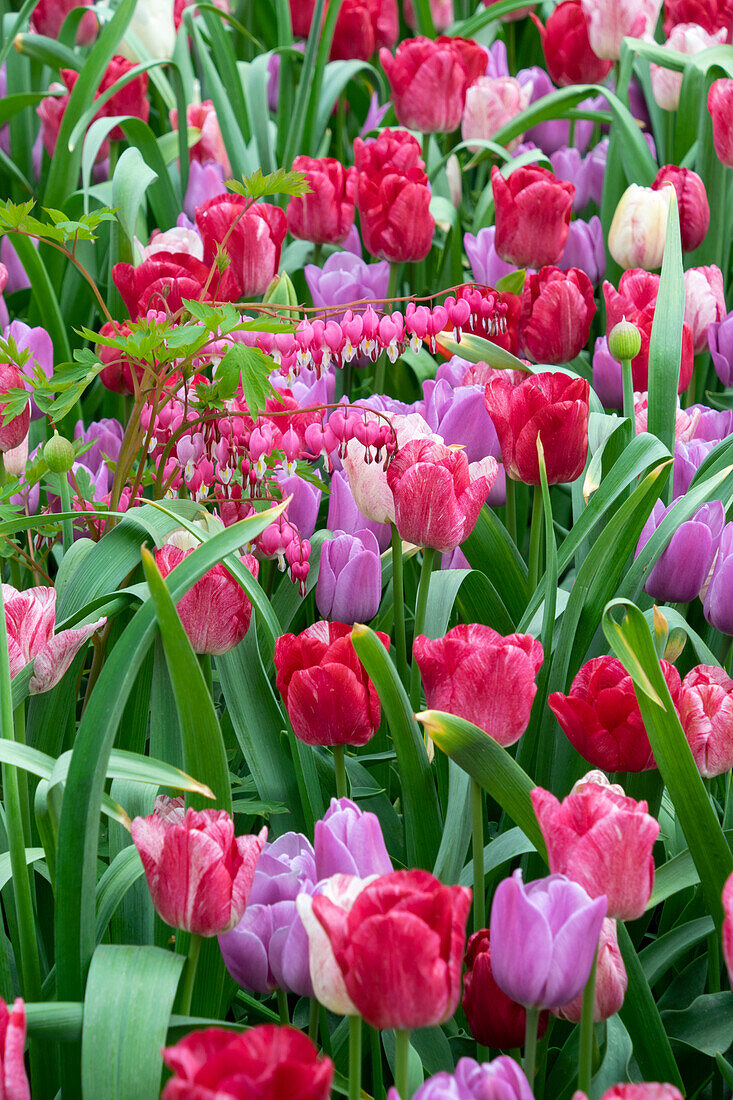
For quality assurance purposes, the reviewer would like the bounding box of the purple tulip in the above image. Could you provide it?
[314,797,393,880]
[442,546,471,570]
[305,252,390,320]
[387,1057,533,1100]
[436,356,474,388]
[687,404,733,443]
[277,468,322,539]
[585,138,609,207]
[592,336,622,409]
[316,528,382,623]
[635,499,725,603]
[1,237,31,293]
[423,379,500,463]
[183,160,227,221]
[709,312,733,386]
[673,439,716,498]
[550,147,591,212]
[218,832,317,997]
[3,321,53,420]
[359,92,390,138]
[558,216,605,286]
[704,522,733,635]
[490,870,606,1009]
[75,418,125,474]
[266,53,280,112]
[517,68,594,154]
[328,469,391,551]
[484,39,510,79]
[281,364,336,411]
[464,227,518,287]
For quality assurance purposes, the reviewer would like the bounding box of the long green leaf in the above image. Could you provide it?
[647,191,685,476]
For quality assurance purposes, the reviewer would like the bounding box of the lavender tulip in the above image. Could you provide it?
[704,522,733,635]
[316,529,382,623]
[558,216,605,286]
[636,500,725,603]
[305,252,390,320]
[0,236,31,293]
[709,312,733,386]
[423,379,500,463]
[441,547,471,570]
[183,160,227,221]
[75,418,125,475]
[277,468,322,539]
[585,138,609,207]
[673,440,716,499]
[490,870,606,1009]
[485,40,510,79]
[359,92,390,138]
[550,147,591,212]
[387,1057,534,1100]
[688,405,733,443]
[592,336,623,409]
[4,321,53,420]
[314,797,393,880]
[464,227,517,287]
[327,469,391,552]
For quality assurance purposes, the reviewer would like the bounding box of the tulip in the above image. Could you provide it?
[342,410,438,525]
[678,665,733,778]
[327,469,391,552]
[664,0,731,35]
[490,869,607,1009]
[551,148,592,213]
[463,227,517,288]
[195,196,287,299]
[704,523,733,635]
[170,100,231,174]
[519,266,596,364]
[0,363,30,453]
[119,0,176,62]
[287,157,357,246]
[592,336,624,409]
[358,166,434,263]
[175,0,230,27]
[289,0,397,60]
[708,79,733,167]
[403,0,454,31]
[580,0,663,59]
[709,310,733,386]
[306,252,390,320]
[594,1088,684,1100]
[316,529,382,623]
[131,796,266,935]
[0,998,29,1100]
[387,1056,534,1100]
[422,380,501,466]
[276,469,321,540]
[609,185,674,271]
[413,624,543,746]
[557,217,606,286]
[183,161,227,221]
[484,370,590,485]
[74,419,124,481]
[161,1024,334,1100]
[461,77,531,154]
[219,831,317,997]
[297,874,375,1015]
[531,779,660,919]
[3,584,105,695]
[635,500,725,603]
[462,930,549,1048]
[155,545,258,656]
[274,621,388,747]
[314,796,393,880]
[312,869,471,1029]
[386,438,497,553]
[491,165,575,269]
[138,226,204,263]
[651,23,726,110]
[724,871,733,987]
[379,36,486,133]
[30,0,96,44]
[652,165,709,253]
[4,321,54,421]
[531,0,613,85]
[684,265,726,353]
[549,654,682,772]
[113,253,214,320]
[554,918,627,1022]
[673,439,715,497]
[354,128,425,176]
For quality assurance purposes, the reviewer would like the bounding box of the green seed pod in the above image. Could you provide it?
[43,433,75,474]
[608,319,642,362]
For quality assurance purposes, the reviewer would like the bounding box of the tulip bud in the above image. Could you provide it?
[263,271,299,310]
[652,165,709,253]
[608,319,642,362]
[446,154,462,208]
[608,185,673,271]
[43,433,75,474]
[554,919,627,1022]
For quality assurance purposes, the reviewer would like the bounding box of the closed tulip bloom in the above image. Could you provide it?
[312,869,471,1029]
[549,654,682,772]
[331,0,398,60]
[635,500,725,603]
[354,128,425,176]
[413,624,543,746]
[306,252,390,320]
[275,621,388,747]
[0,998,29,1100]
[531,780,660,920]
[580,0,663,59]
[358,166,434,263]
[161,1024,334,1100]
[170,100,231,174]
[679,665,733,778]
[709,310,733,386]
[491,165,575,269]
[196,196,287,299]
[462,930,549,1049]
[651,23,726,110]
[113,253,214,320]
[132,797,266,935]
[594,1088,684,1100]
[31,0,96,44]
[155,545,258,656]
[461,77,531,154]
[724,872,733,988]
[558,217,606,286]
[379,36,486,133]
[531,1,613,85]
[664,0,732,35]
[609,185,674,271]
[0,363,29,453]
[387,438,497,553]
[704,523,733,635]
[592,336,623,409]
[387,1057,534,1100]
[684,265,726,353]
[652,165,709,253]
[519,266,596,364]
[464,226,517,287]
[342,410,438,525]
[119,0,176,62]
[554,918,627,1022]
[297,874,376,1015]
[327,469,391,552]
[316,529,382,624]
[709,79,733,167]
[287,157,357,245]
[484,371,590,485]
[315,797,393,880]
[490,870,607,1010]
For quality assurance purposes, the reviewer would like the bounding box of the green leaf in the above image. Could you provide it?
[640,917,714,984]
[663,993,733,1056]
[215,342,278,418]
[462,506,528,625]
[647,191,685,475]
[111,146,158,246]
[227,167,311,200]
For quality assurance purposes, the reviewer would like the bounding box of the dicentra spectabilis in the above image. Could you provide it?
[342,410,438,525]
[484,371,590,485]
[0,363,29,453]
[31,0,96,44]
[275,621,388,747]
[580,0,663,59]
[490,869,606,1010]
[652,165,710,253]
[386,438,497,553]
[195,196,287,298]
[312,869,471,1029]
[161,1024,334,1100]
[531,777,660,920]
[169,100,231,175]
[118,0,176,62]
[316,529,382,623]
[3,584,106,694]
[708,79,733,167]
[287,157,357,246]
[608,185,673,271]
[531,0,613,85]
[704,522,733,635]
[491,165,575,269]
[155,545,258,656]
[679,665,733,777]
[635,500,725,603]
[314,797,393,880]
[684,265,726,353]
[0,998,29,1100]
[549,654,682,772]
[387,1056,534,1100]
[519,266,596,363]
[131,796,266,935]
[462,930,549,1048]
[379,36,486,133]
[461,77,531,153]
[555,918,627,1023]
[413,624,543,745]
[709,310,733,386]
[723,872,733,987]
[651,23,726,110]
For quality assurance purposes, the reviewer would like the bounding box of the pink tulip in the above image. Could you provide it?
[580,0,662,60]
[651,23,726,111]
[461,77,530,154]
[678,664,733,778]
[131,795,266,935]
[683,265,726,354]
[0,363,30,454]
[169,100,231,175]
[554,918,627,1022]
[0,998,29,1100]
[297,874,376,1015]
[724,871,733,988]
[3,584,106,695]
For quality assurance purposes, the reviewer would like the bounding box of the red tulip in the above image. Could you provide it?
[386,439,497,552]
[131,795,266,935]
[531,778,660,919]
[0,363,30,453]
[274,621,389,747]
[288,0,397,58]
[708,79,733,168]
[413,624,543,746]
[554,918,627,1023]
[462,930,549,1048]
[652,165,710,253]
[491,165,574,269]
[312,869,471,1029]
[162,1024,334,1100]
[531,1,612,86]
[358,166,435,263]
[484,370,590,485]
[155,545,259,656]
[519,266,596,365]
[31,0,96,43]
[379,36,486,133]
[595,1087,684,1100]
[196,196,287,299]
[354,128,425,176]
[169,100,231,175]
[664,0,732,36]
[678,664,733,778]
[724,871,733,988]
[549,654,682,773]
[287,156,357,245]
[0,998,30,1100]
[113,253,214,320]
[95,320,144,395]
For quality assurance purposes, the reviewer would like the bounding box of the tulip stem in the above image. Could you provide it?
[577,946,598,1095]
[621,358,635,431]
[394,1028,411,1099]
[391,524,408,690]
[527,484,544,594]
[277,987,290,1025]
[409,547,435,710]
[505,477,517,544]
[57,471,74,555]
[523,1007,540,1087]
[333,745,348,798]
[309,998,319,1041]
[371,1027,385,1100]
[178,933,202,1017]
[348,1015,362,1100]
[471,778,485,933]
